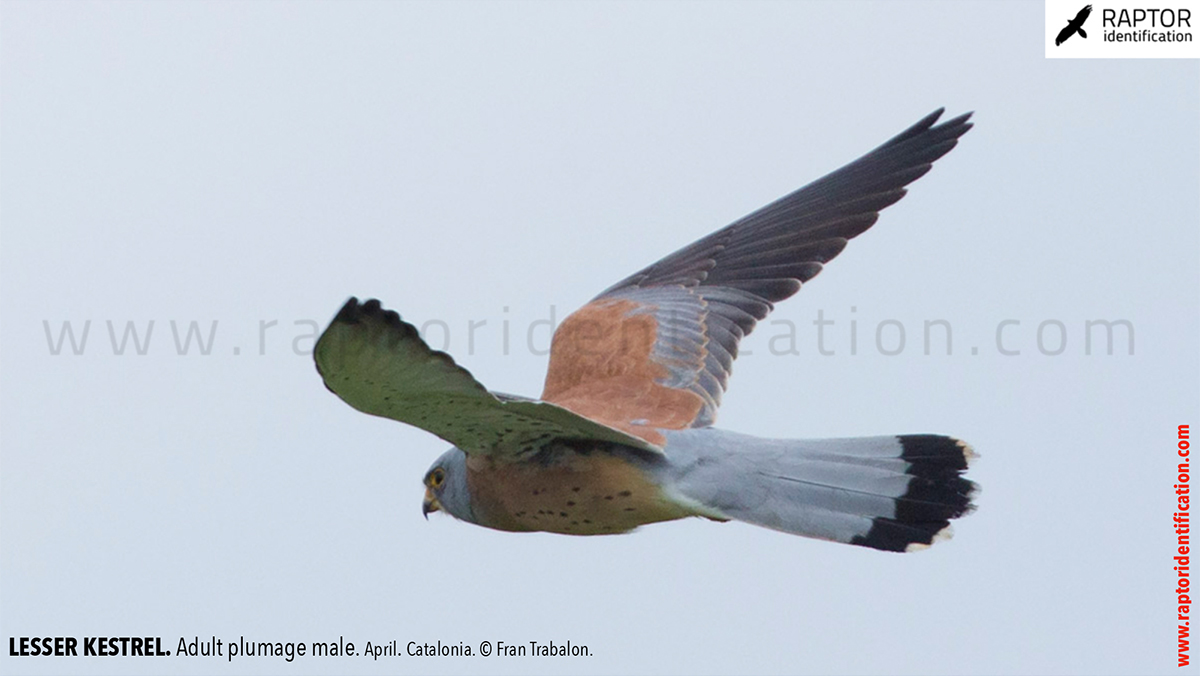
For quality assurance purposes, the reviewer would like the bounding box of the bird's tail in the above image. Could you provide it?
[661,429,978,552]
[1079,28,1088,38]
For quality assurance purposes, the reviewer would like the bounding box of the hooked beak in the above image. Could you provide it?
[422,488,441,520]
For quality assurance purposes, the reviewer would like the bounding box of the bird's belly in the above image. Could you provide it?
[465,450,692,535]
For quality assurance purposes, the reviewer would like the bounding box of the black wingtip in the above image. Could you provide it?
[914,108,946,131]
[940,111,973,130]
[881,107,974,154]
[885,108,945,147]
[330,296,407,330]
[937,110,974,136]
[318,296,415,382]
[332,297,363,324]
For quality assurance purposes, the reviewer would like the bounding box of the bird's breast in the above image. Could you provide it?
[464,443,692,535]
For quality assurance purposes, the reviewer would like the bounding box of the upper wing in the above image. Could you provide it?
[1075,4,1092,23]
[315,298,663,456]
[542,108,972,431]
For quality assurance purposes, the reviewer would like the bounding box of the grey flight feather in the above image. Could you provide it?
[589,109,973,427]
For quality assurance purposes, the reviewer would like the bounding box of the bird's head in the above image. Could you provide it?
[422,447,475,524]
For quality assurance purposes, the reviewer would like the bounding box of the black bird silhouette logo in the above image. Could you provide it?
[1056,4,1093,45]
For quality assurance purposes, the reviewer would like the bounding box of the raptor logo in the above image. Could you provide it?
[1056,4,1094,45]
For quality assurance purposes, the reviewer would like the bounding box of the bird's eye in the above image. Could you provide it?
[429,468,445,487]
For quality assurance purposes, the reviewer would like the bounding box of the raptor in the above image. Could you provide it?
[315,108,977,552]
[1056,4,1093,46]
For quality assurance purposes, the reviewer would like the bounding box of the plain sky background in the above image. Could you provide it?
[1,2,1197,675]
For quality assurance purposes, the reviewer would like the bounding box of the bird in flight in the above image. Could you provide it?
[1056,4,1093,46]
[315,108,977,552]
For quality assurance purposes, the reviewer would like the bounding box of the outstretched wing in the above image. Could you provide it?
[542,108,972,432]
[315,298,663,456]
[1074,4,1092,24]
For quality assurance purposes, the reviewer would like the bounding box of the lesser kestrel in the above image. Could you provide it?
[315,108,977,552]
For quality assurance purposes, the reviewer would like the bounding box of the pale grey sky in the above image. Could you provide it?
[1,2,1197,675]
